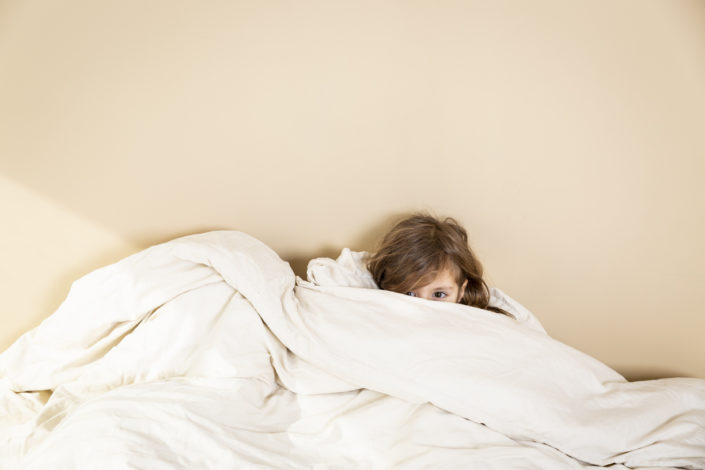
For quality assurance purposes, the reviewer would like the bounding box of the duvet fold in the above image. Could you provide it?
[1,231,703,469]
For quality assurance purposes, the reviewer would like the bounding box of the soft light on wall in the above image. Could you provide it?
[1,0,703,378]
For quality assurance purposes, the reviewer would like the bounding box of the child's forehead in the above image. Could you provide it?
[410,262,461,289]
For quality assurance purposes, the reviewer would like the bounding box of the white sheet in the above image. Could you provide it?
[1,231,703,469]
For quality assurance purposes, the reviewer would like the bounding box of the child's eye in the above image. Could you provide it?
[406,292,417,297]
[433,291,447,299]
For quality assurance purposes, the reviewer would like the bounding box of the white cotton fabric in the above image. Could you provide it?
[1,231,703,470]
[306,248,548,334]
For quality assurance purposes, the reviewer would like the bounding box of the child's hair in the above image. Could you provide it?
[367,213,509,316]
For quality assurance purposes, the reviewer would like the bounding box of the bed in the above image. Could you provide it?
[1,231,703,469]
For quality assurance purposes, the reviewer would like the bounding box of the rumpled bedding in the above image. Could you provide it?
[1,231,703,469]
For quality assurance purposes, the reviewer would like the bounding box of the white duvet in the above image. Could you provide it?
[1,231,703,469]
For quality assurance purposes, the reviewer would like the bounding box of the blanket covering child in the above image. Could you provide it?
[1,231,703,469]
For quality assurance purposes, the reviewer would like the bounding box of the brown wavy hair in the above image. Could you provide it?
[367,213,509,316]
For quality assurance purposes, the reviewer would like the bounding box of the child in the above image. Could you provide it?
[367,213,510,316]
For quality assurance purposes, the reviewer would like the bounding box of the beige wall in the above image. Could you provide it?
[1,0,703,379]
[0,174,141,346]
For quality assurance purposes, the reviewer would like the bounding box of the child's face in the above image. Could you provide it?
[405,268,467,303]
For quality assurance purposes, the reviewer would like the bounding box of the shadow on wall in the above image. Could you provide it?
[618,367,693,382]
[127,211,431,279]
[284,249,341,279]
[124,216,399,279]
[282,211,413,278]
[128,226,235,249]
